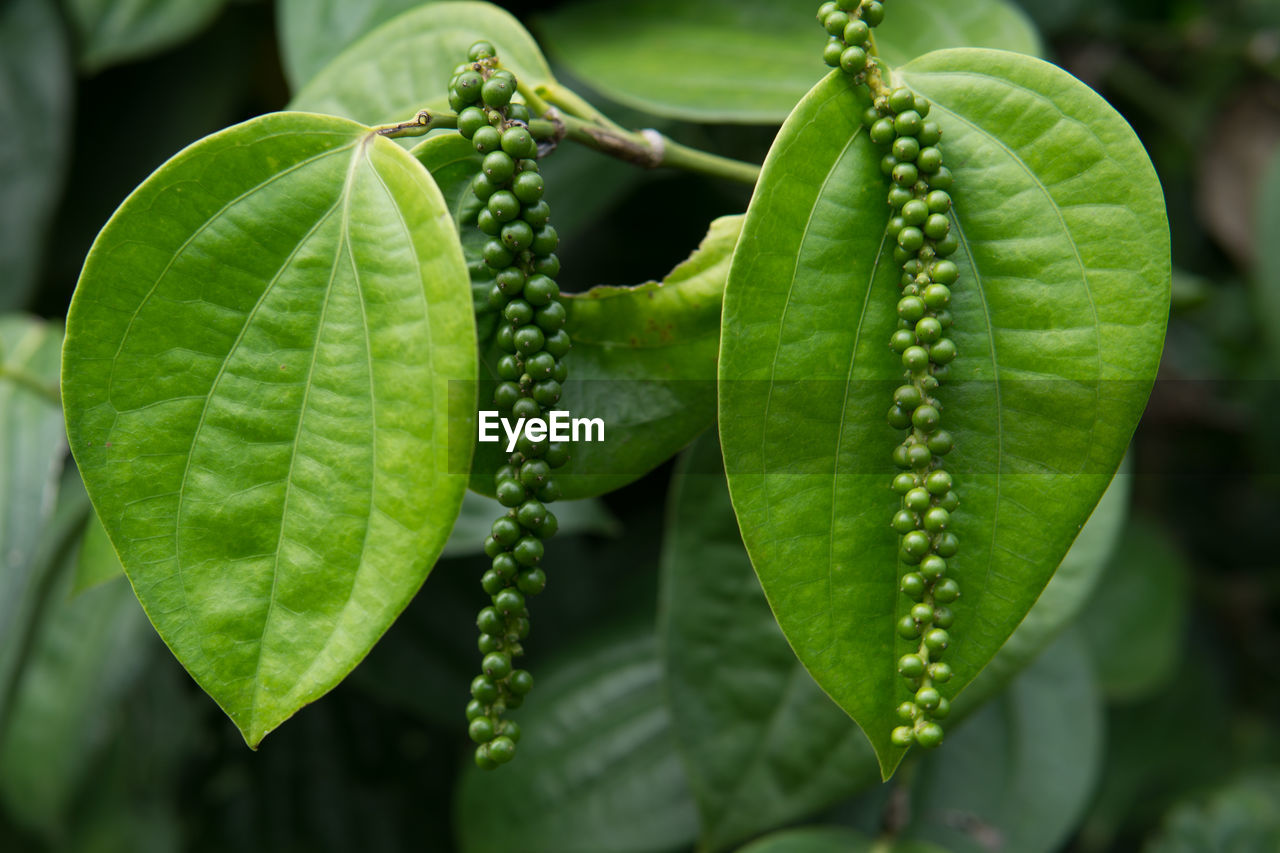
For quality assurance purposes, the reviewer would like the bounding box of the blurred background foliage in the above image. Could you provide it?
[1,0,1279,851]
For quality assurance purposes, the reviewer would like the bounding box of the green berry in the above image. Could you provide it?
[517,568,547,595]
[912,404,941,432]
[902,346,929,371]
[910,602,934,623]
[897,701,921,721]
[473,125,502,154]
[902,530,930,559]
[934,578,961,603]
[906,443,932,468]
[925,469,952,495]
[483,151,515,183]
[935,532,959,558]
[522,200,552,229]
[920,554,946,580]
[512,171,544,204]
[890,329,916,352]
[897,226,924,252]
[898,654,926,678]
[492,552,518,579]
[924,628,950,654]
[933,696,951,719]
[480,570,504,596]
[904,487,930,512]
[939,489,959,511]
[930,166,954,190]
[840,45,868,73]
[488,735,516,764]
[514,325,545,355]
[894,110,922,136]
[491,517,521,546]
[509,669,534,694]
[915,316,942,343]
[822,38,844,68]
[870,118,896,145]
[924,214,950,240]
[469,716,496,743]
[544,329,572,358]
[897,614,922,639]
[892,162,919,187]
[844,18,870,44]
[893,136,920,161]
[454,71,483,103]
[901,199,928,225]
[930,338,957,365]
[494,587,525,614]
[482,77,514,107]
[817,1,837,20]
[511,396,540,420]
[918,120,943,146]
[532,225,559,256]
[934,605,955,629]
[496,478,526,507]
[471,674,499,703]
[502,126,535,158]
[891,726,915,747]
[892,509,917,534]
[457,106,488,138]
[915,686,941,709]
[484,240,515,269]
[918,147,943,173]
[888,87,915,114]
[901,572,926,600]
[823,10,850,35]
[535,302,566,332]
[468,40,496,61]
[898,296,926,321]
[915,721,944,748]
[502,220,534,251]
[513,536,544,567]
[887,405,912,430]
[922,284,951,310]
[929,662,953,683]
[483,652,512,679]
[864,0,884,26]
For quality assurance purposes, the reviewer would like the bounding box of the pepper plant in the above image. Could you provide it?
[3,0,1226,850]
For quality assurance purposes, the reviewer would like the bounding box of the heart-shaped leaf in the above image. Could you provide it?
[61,112,476,746]
[290,1,554,127]
[0,0,72,310]
[718,49,1170,776]
[536,0,1040,124]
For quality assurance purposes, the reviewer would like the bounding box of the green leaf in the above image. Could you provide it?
[0,564,152,839]
[1256,146,1280,368]
[67,0,227,72]
[661,434,879,851]
[0,314,68,716]
[61,112,476,747]
[903,631,1102,853]
[455,629,699,853]
[0,0,73,310]
[1146,772,1280,853]
[953,455,1130,715]
[536,0,1041,124]
[277,0,440,91]
[718,50,1170,776]
[71,511,125,593]
[741,829,947,853]
[1078,517,1190,703]
[289,1,554,127]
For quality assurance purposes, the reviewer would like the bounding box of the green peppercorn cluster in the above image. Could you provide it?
[451,41,571,770]
[817,0,963,751]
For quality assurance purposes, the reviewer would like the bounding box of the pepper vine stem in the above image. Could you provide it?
[371,110,458,138]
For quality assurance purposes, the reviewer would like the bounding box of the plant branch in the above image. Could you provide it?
[529,108,760,185]
[535,82,628,134]
[371,110,457,139]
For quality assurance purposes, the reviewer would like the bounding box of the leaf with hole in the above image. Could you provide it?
[718,50,1169,776]
[536,0,1040,124]
[61,111,476,747]
[290,1,554,127]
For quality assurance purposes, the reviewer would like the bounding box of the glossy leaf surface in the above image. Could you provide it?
[290,1,553,127]
[62,112,476,746]
[277,0,438,91]
[536,0,1040,124]
[719,51,1170,775]
[904,631,1102,853]
[455,630,698,853]
[0,0,72,311]
[67,0,226,72]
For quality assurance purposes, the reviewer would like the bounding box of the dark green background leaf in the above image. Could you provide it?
[537,0,1041,124]
[62,112,476,747]
[1078,517,1190,703]
[455,629,699,853]
[719,51,1169,775]
[0,0,72,310]
[904,630,1103,853]
[67,0,227,72]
